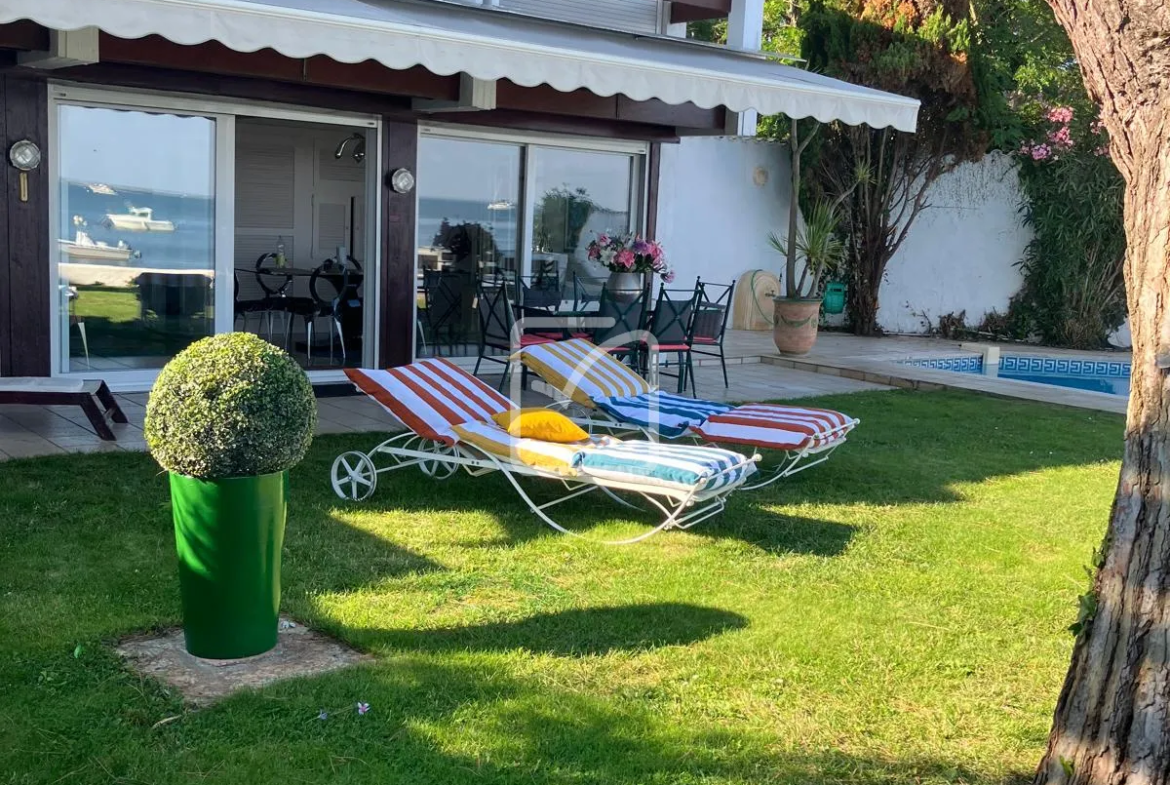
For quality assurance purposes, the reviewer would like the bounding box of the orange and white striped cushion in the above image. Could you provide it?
[345,360,514,444]
[691,404,857,452]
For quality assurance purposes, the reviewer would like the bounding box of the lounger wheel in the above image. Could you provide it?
[419,441,459,480]
[331,451,378,501]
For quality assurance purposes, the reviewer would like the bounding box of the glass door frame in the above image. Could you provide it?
[47,83,382,389]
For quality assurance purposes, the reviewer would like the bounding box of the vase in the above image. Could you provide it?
[772,297,822,355]
[170,470,288,659]
[606,271,643,303]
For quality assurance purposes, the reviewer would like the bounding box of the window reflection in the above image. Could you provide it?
[57,106,216,372]
[531,148,634,288]
[416,137,521,357]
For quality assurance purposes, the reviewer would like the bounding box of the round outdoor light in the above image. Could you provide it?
[9,139,41,171]
[390,167,415,194]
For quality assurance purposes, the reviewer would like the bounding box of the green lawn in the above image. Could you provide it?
[0,390,1122,785]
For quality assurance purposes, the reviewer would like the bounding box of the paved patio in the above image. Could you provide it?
[0,329,1129,460]
[0,333,887,460]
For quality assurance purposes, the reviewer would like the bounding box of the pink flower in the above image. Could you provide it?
[1046,106,1074,124]
[1030,144,1052,161]
[597,233,610,246]
[1095,145,1110,157]
[615,249,635,270]
[1090,119,1106,135]
[662,270,676,284]
[357,702,370,715]
[1048,125,1074,149]
[587,245,600,260]
[650,242,664,262]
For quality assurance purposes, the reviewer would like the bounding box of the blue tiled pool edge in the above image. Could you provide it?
[899,353,1131,397]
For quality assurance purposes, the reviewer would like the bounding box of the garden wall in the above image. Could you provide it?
[655,140,1031,335]
[655,136,794,293]
[875,152,1030,334]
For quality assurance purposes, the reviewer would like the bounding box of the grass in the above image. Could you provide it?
[71,286,209,359]
[0,390,1123,785]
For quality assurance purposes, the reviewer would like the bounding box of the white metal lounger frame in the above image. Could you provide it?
[330,431,758,545]
[543,397,856,491]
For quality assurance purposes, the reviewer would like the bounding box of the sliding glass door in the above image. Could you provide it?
[53,99,231,378]
[51,86,381,385]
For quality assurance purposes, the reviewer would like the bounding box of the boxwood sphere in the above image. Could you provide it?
[145,333,317,479]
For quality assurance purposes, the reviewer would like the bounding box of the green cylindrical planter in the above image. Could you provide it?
[170,470,288,659]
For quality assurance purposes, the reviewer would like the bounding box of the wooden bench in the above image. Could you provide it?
[0,378,129,441]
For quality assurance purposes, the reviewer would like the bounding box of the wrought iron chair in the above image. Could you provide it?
[474,278,555,389]
[690,278,735,389]
[645,285,699,395]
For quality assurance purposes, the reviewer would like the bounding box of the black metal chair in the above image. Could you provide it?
[286,259,362,366]
[571,272,607,311]
[233,272,270,331]
[474,278,555,389]
[519,271,562,311]
[690,278,735,389]
[645,285,699,394]
[590,285,650,370]
[421,269,470,356]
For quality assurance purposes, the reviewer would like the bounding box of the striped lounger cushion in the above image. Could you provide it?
[345,360,514,444]
[577,441,755,494]
[594,391,733,439]
[449,421,600,476]
[518,338,650,407]
[691,404,858,452]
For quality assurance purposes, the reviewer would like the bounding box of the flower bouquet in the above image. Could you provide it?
[587,232,674,282]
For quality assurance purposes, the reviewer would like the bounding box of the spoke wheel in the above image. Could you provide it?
[331,451,378,501]
[419,441,459,479]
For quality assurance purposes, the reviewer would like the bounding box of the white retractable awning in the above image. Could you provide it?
[1,0,920,132]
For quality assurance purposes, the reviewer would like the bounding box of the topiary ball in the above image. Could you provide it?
[145,333,317,479]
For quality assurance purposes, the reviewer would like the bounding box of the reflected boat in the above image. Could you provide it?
[58,231,138,263]
[487,200,515,211]
[104,205,176,233]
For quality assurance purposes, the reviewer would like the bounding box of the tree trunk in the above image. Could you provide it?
[1033,0,1170,779]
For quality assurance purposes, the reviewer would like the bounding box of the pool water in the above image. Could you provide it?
[902,354,1130,397]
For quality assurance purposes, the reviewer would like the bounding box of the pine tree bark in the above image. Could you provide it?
[1034,0,1170,782]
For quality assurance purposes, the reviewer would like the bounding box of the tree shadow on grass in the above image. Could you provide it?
[334,602,748,656]
[81,653,1034,785]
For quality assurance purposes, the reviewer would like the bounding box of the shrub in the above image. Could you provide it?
[145,333,317,479]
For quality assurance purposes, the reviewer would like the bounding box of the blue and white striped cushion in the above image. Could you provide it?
[595,391,733,438]
[577,441,754,493]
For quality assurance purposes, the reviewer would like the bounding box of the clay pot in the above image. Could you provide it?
[772,297,822,355]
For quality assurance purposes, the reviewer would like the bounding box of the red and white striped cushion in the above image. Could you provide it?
[345,360,514,444]
[691,404,857,452]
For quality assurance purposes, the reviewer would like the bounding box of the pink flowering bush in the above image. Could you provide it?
[586,232,673,282]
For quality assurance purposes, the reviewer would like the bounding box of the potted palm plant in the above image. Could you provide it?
[145,332,316,659]
[768,199,847,354]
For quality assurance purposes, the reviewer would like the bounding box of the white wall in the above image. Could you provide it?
[656,139,1031,335]
[655,136,794,291]
[876,152,1029,334]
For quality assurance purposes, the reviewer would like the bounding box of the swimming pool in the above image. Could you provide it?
[900,354,1131,396]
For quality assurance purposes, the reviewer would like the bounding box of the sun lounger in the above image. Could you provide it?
[0,377,128,441]
[516,339,858,489]
[333,359,757,544]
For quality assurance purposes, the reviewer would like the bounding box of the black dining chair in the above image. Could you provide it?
[422,269,470,356]
[645,285,699,394]
[590,286,650,370]
[286,259,362,366]
[474,278,555,389]
[690,278,735,389]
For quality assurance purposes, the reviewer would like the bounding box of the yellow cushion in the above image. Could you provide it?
[491,408,590,443]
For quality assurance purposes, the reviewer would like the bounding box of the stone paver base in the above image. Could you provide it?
[116,617,370,706]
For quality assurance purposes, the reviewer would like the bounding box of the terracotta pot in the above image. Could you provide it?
[772,297,822,355]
